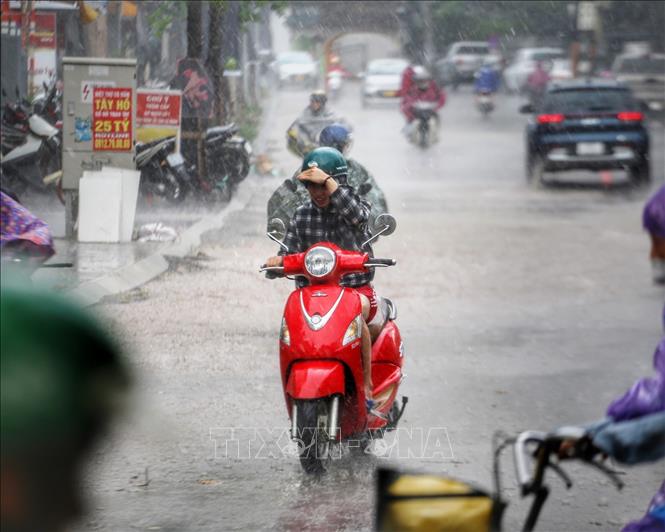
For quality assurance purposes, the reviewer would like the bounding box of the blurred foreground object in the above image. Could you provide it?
[1,284,130,532]
[376,469,503,531]
[643,185,665,284]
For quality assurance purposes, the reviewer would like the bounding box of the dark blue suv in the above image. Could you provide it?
[521,79,651,185]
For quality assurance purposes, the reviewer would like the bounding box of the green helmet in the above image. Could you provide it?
[301,147,348,179]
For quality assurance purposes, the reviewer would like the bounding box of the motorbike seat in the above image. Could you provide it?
[135,136,174,154]
[206,123,237,139]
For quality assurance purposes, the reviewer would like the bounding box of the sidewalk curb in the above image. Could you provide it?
[66,183,256,307]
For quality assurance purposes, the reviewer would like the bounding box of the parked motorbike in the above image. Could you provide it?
[205,122,252,185]
[409,101,439,148]
[31,80,62,128]
[1,88,31,155]
[135,136,190,204]
[1,113,62,202]
[376,426,624,531]
[476,91,495,117]
[260,214,408,474]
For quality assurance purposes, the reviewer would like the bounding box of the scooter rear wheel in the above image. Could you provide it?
[295,399,331,474]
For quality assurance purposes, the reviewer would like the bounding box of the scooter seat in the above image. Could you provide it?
[206,123,237,139]
[135,136,175,154]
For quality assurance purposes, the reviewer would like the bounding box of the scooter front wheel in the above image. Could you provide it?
[295,399,331,474]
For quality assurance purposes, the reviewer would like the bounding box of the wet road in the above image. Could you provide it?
[77,83,664,531]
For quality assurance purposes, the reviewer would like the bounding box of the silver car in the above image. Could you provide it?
[435,41,502,88]
[361,58,409,107]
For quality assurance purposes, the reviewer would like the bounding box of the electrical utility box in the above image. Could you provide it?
[61,57,136,236]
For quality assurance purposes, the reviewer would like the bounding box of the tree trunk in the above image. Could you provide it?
[185,2,205,183]
[207,2,225,125]
[187,1,203,59]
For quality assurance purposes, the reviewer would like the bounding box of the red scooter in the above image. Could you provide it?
[261,215,408,473]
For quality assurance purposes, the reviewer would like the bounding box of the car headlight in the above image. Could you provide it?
[342,314,362,346]
[304,246,336,278]
[280,317,290,346]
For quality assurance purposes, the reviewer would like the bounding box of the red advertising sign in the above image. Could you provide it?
[28,12,56,48]
[137,91,181,127]
[1,11,56,48]
[92,87,133,151]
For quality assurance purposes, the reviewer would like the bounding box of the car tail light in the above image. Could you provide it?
[617,111,643,122]
[537,114,564,124]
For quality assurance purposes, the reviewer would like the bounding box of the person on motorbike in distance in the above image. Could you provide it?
[526,60,550,107]
[473,58,500,96]
[265,147,379,412]
[400,66,446,137]
[287,91,340,157]
[643,184,665,285]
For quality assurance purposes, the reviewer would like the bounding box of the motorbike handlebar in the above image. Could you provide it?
[513,428,623,496]
[365,258,396,267]
[259,264,285,280]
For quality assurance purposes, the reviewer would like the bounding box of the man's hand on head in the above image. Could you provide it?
[298,167,330,185]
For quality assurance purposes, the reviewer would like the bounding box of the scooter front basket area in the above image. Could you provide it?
[375,467,506,532]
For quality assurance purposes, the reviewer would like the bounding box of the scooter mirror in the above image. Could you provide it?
[362,213,396,249]
[373,213,396,236]
[267,217,287,242]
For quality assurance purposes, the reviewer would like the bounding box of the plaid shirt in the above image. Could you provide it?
[280,185,374,287]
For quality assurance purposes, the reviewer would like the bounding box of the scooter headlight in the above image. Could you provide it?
[304,246,336,278]
[342,314,363,346]
[280,317,290,346]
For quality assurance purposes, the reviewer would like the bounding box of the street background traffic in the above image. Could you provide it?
[71,78,665,530]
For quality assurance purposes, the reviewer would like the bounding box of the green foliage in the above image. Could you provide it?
[237,104,263,142]
[148,1,288,39]
[240,1,289,27]
[432,1,570,52]
[293,34,318,52]
[147,1,187,38]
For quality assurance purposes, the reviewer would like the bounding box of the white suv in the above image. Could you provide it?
[435,41,502,88]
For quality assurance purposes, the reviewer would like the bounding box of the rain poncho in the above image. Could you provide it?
[401,81,446,122]
[643,185,665,239]
[607,338,665,421]
[587,338,665,532]
[286,106,342,157]
[1,191,54,259]
[474,66,500,94]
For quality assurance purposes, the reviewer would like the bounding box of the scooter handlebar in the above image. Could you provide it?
[259,264,285,279]
[365,258,396,267]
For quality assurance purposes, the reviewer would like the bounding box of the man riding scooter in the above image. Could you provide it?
[267,123,388,233]
[400,66,446,142]
[264,147,381,411]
